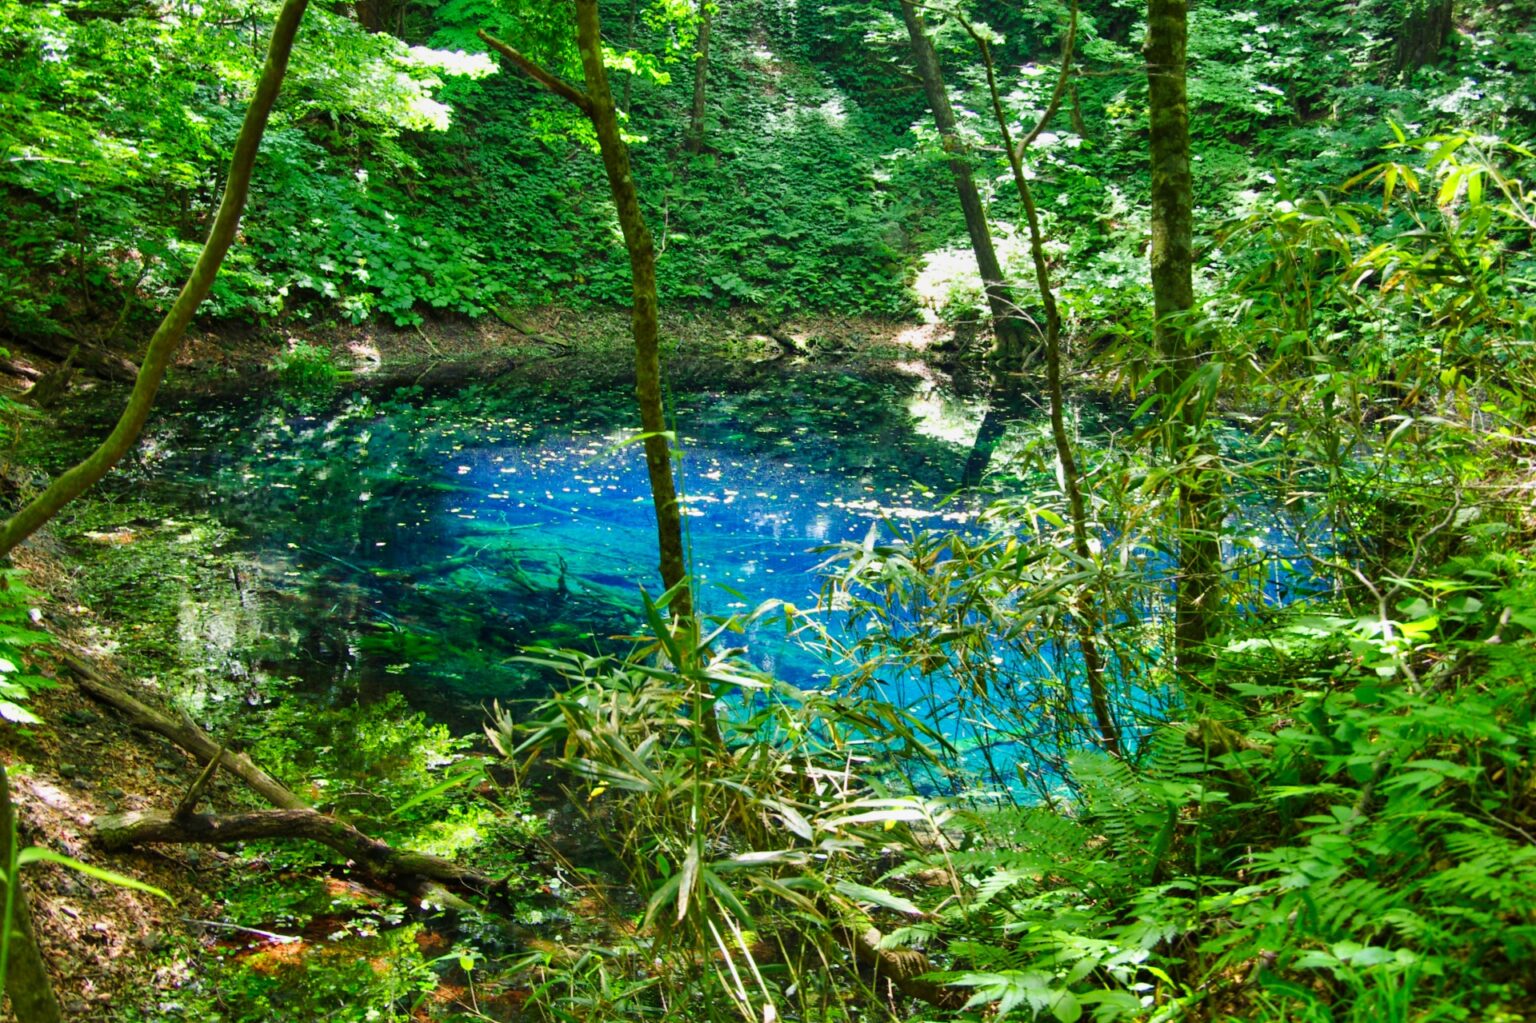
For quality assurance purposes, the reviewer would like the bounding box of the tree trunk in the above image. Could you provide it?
[0,0,309,561]
[1146,0,1219,673]
[573,0,694,626]
[684,0,713,153]
[969,3,1121,756]
[899,0,1030,371]
[0,765,62,1023]
[621,0,638,112]
[1394,0,1454,76]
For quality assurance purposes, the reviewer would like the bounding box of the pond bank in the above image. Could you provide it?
[0,311,1020,1019]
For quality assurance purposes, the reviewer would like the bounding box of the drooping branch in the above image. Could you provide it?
[0,0,310,560]
[476,29,593,114]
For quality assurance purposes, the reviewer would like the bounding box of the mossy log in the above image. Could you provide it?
[93,808,497,891]
[62,650,306,811]
[844,924,963,1008]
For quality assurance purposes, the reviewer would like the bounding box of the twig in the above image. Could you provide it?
[175,747,224,821]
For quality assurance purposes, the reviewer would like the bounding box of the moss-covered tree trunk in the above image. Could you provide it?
[685,0,713,153]
[1394,0,1455,76]
[899,0,1030,370]
[573,0,694,624]
[0,0,310,562]
[0,765,61,1023]
[1146,0,1219,672]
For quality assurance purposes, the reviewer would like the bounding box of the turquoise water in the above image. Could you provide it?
[136,365,1319,777]
[142,369,1043,715]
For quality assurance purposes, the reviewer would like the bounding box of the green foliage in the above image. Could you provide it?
[269,340,344,395]
[0,571,54,726]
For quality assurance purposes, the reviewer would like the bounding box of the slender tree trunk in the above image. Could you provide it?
[622,0,638,112]
[1146,0,1219,672]
[1069,76,1088,138]
[968,4,1121,756]
[899,0,1030,370]
[479,7,695,631]
[0,765,62,1023]
[0,0,310,561]
[684,0,713,153]
[572,0,694,626]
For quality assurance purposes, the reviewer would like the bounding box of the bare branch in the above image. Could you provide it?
[478,29,593,115]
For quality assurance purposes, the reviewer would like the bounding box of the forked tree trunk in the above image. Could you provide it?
[0,0,310,561]
[899,0,1030,370]
[1146,0,1220,672]
[685,0,713,153]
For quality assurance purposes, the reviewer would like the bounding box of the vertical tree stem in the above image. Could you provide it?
[899,0,1030,370]
[0,765,62,1023]
[571,0,694,628]
[685,0,713,153]
[1147,0,1220,671]
[968,6,1121,755]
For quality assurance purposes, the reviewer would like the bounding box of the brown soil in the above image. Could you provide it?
[1,543,239,1020]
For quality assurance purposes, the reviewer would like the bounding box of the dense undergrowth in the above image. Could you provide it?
[4,0,1534,338]
[2,0,1536,1020]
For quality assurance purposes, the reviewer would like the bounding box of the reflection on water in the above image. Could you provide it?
[133,367,1318,763]
[139,371,1026,717]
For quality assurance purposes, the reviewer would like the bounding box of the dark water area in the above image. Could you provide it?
[114,362,1319,766]
[128,367,1029,716]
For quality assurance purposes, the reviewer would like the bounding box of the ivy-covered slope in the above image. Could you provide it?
[2,0,1533,339]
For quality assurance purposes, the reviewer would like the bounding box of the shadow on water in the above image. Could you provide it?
[121,362,1063,730]
[106,359,1321,768]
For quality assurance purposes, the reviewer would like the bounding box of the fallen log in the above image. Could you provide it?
[0,358,44,381]
[13,332,139,382]
[845,924,962,1008]
[94,808,497,890]
[60,650,305,810]
[64,649,509,907]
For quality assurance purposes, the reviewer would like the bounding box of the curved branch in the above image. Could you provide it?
[0,0,310,559]
[477,29,593,114]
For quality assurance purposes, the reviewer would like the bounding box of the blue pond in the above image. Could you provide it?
[138,364,1315,766]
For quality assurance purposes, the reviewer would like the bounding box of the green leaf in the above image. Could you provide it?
[833,881,923,917]
[17,848,172,901]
